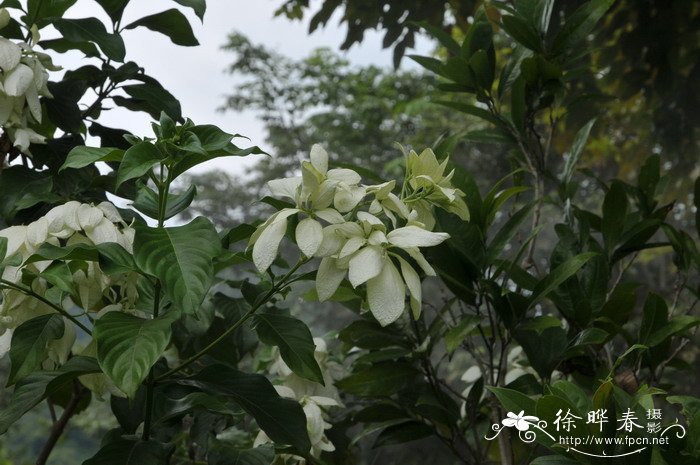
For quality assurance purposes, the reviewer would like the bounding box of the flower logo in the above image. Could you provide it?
[502,411,540,431]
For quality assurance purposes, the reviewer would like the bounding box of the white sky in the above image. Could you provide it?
[46,0,432,175]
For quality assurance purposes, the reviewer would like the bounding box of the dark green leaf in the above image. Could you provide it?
[184,365,311,454]
[601,181,628,254]
[208,442,274,465]
[53,18,126,61]
[337,362,420,396]
[172,0,206,21]
[487,386,536,414]
[94,0,130,23]
[501,15,542,51]
[529,252,598,308]
[134,217,221,314]
[0,357,100,433]
[647,315,700,347]
[8,314,65,385]
[113,83,181,121]
[125,9,199,46]
[27,0,76,22]
[253,313,324,384]
[83,437,171,465]
[553,0,615,54]
[94,312,174,398]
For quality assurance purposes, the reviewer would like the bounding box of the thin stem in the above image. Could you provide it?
[0,279,92,335]
[36,382,83,465]
[156,260,306,382]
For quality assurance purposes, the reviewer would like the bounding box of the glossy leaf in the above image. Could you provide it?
[94,312,174,398]
[132,182,197,220]
[133,217,221,314]
[8,314,65,385]
[60,146,124,171]
[253,313,324,384]
[116,141,162,189]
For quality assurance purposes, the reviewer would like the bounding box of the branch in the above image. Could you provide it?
[36,382,84,465]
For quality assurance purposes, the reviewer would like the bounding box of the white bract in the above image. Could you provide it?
[0,201,136,364]
[0,19,56,154]
[250,144,468,326]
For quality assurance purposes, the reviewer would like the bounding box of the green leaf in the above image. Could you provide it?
[94,312,174,398]
[445,316,482,353]
[485,202,534,264]
[553,0,615,54]
[647,315,700,347]
[83,437,171,465]
[94,0,130,24]
[601,181,628,254]
[415,21,460,55]
[60,146,124,171]
[27,0,76,22]
[253,313,324,385]
[132,182,197,221]
[38,261,75,294]
[373,421,433,448]
[511,75,526,131]
[184,365,311,454]
[528,252,598,309]
[0,236,6,263]
[501,15,542,51]
[514,321,567,379]
[53,18,126,61]
[125,9,199,46]
[337,362,420,397]
[561,119,596,186]
[639,293,668,344]
[134,217,221,314]
[116,141,162,189]
[169,142,265,179]
[487,386,536,414]
[432,100,500,126]
[469,49,494,91]
[114,83,182,121]
[39,38,101,58]
[172,0,206,21]
[0,357,100,434]
[8,314,65,385]
[208,442,274,465]
[408,55,444,76]
[188,125,235,151]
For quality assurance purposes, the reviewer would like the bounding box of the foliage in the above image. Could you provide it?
[0,1,697,465]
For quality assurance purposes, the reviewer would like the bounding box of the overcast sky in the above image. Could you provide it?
[49,0,432,175]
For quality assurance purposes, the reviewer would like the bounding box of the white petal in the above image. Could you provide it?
[304,401,325,445]
[0,329,12,358]
[310,144,328,174]
[308,395,339,407]
[295,217,323,257]
[398,257,422,319]
[367,260,405,326]
[367,230,387,246]
[327,168,361,185]
[4,63,34,97]
[334,184,365,213]
[274,385,296,399]
[77,204,104,230]
[315,225,344,257]
[314,208,345,224]
[406,248,436,276]
[253,215,289,273]
[338,236,365,259]
[268,177,302,200]
[0,225,27,256]
[316,257,346,301]
[97,202,123,223]
[25,217,48,247]
[85,217,119,244]
[0,38,21,72]
[348,245,384,288]
[24,83,40,121]
[387,226,449,248]
[356,211,383,226]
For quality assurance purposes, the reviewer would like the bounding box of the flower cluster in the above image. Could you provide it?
[249,145,468,326]
[256,337,342,462]
[0,14,56,153]
[0,201,136,363]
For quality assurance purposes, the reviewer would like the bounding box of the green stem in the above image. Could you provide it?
[0,279,92,335]
[142,164,171,441]
[155,260,306,382]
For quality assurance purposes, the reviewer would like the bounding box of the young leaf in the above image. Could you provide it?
[116,141,162,189]
[124,9,199,46]
[134,217,221,315]
[132,182,197,220]
[94,312,174,398]
[8,314,65,385]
